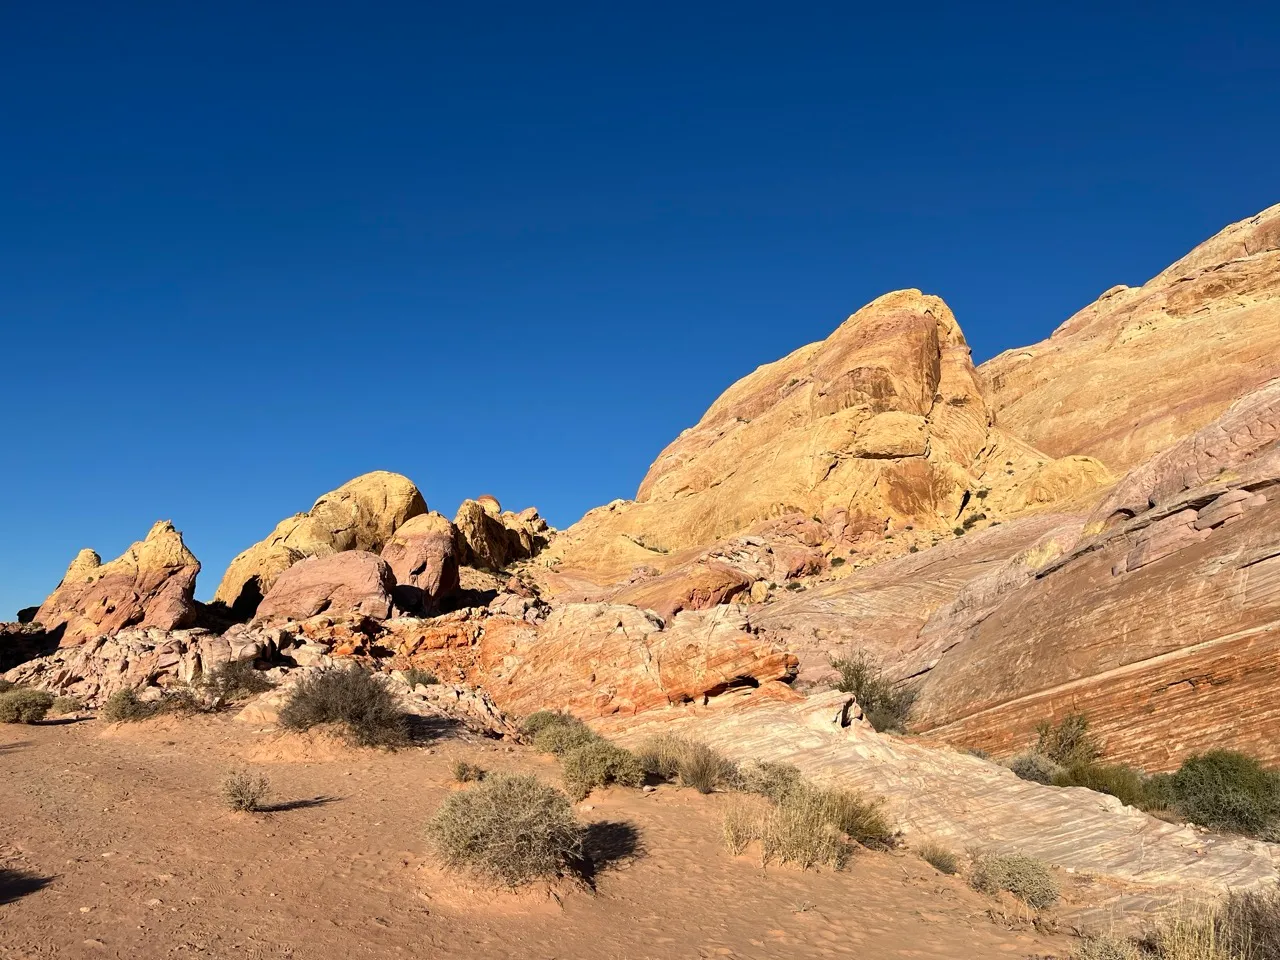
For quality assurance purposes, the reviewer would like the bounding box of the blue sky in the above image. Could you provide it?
[2,2,1277,615]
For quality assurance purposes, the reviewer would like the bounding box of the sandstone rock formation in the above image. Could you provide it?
[549,289,1107,586]
[254,551,396,622]
[213,471,426,616]
[379,511,460,614]
[33,521,201,646]
[453,498,551,571]
[981,203,1280,473]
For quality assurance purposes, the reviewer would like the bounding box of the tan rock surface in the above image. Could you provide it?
[453,499,551,571]
[213,471,425,616]
[981,203,1280,473]
[34,521,201,646]
[254,551,397,622]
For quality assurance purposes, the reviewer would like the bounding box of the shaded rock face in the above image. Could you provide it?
[549,289,1107,586]
[0,623,58,672]
[452,499,550,572]
[475,603,799,719]
[254,552,396,622]
[379,511,460,614]
[981,203,1280,474]
[34,521,201,647]
[213,471,426,617]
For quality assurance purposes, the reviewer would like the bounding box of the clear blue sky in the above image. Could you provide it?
[3,2,1277,616]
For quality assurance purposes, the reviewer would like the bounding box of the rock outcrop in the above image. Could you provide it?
[550,289,1107,586]
[379,511,460,614]
[981,203,1280,473]
[213,471,426,616]
[33,521,201,646]
[254,552,396,622]
[453,498,551,571]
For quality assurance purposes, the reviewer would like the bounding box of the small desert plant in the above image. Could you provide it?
[1053,762,1150,809]
[278,666,409,747]
[520,710,573,736]
[1137,904,1235,960]
[1221,886,1280,958]
[1008,751,1063,785]
[530,716,601,757]
[452,760,485,783]
[100,688,157,722]
[736,759,804,803]
[1036,713,1102,768]
[916,840,959,875]
[0,678,15,693]
[425,774,584,886]
[721,796,767,856]
[969,852,1059,909]
[0,688,54,724]
[830,556,846,567]
[560,741,645,800]
[1072,936,1139,960]
[403,667,439,688]
[829,651,916,733]
[759,794,851,870]
[221,770,270,812]
[49,695,83,716]
[1164,750,1280,836]
[199,659,274,703]
[635,733,737,793]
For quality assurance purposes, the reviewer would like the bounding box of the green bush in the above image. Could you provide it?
[530,716,600,757]
[0,689,54,724]
[1053,762,1149,809]
[969,852,1059,909]
[99,687,199,722]
[425,774,584,886]
[50,695,83,715]
[916,840,959,875]
[0,679,14,694]
[519,710,570,736]
[736,760,804,803]
[278,666,409,747]
[829,651,916,733]
[200,660,274,703]
[1165,750,1280,836]
[560,741,645,800]
[1035,713,1102,768]
[1008,752,1062,785]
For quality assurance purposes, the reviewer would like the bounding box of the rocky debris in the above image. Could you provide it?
[598,688,1280,892]
[213,471,426,618]
[548,289,1108,586]
[2,626,270,705]
[475,602,799,719]
[453,498,551,571]
[379,511,460,614]
[33,521,201,647]
[254,552,396,622]
[981,202,1280,473]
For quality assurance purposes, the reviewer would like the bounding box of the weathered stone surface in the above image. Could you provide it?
[548,289,1107,586]
[598,688,1280,892]
[3,626,269,705]
[453,499,550,571]
[981,203,1280,473]
[379,511,460,614]
[474,602,798,719]
[254,552,396,622]
[213,471,425,617]
[34,521,200,647]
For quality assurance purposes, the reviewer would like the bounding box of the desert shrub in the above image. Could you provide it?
[635,732,689,780]
[561,741,645,800]
[278,666,409,747]
[1164,750,1280,836]
[520,710,571,736]
[452,760,485,783]
[403,667,438,688]
[100,687,199,722]
[969,852,1059,909]
[530,715,600,757]
[1137,905,1235,960]
[829,651,916,733]
[965,747,992,760]
[49,695,83,715]
[635,734,737,793]
[721,796,767,856]
[830,556,846,568]
[1053,762,1149,809]
[200,660,274,703]
[1072,936,1139,960]
[1009,752,1062,785]
[0,689,54,724]
[425,774,584,886]
[916,840,959,875]
[801,784,895,849]
[0,678,14,693]
[222,770,270,812]
[1036,713,1102,768]
[759,793,851,870]
[1222,886,1280,959]
[736,759,804,803]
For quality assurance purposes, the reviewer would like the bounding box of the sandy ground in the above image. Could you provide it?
[0,713,1071,959]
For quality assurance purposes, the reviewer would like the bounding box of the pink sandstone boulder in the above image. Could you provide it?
[254,552,396,622]
[379,511,461,614]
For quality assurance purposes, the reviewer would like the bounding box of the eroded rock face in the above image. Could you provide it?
[254,552,396,622]
[34,521,201,647]
[453,499,550,571]
[475,603,799,719]
[379,511,460,614]
[981,203,1280,474]
[549,289,1106,585]
[213,471,426,617]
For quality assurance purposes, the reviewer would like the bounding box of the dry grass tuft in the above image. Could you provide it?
[200,660,274,703]
[916,840,959,875]
[222,770,270,812]
[278,666,408,747]
[452,760,485,783]
[969,852,1059,909]
[636,734,736,794]
[560,741,644,801]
